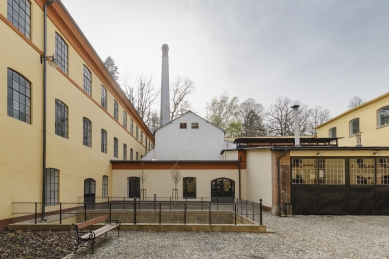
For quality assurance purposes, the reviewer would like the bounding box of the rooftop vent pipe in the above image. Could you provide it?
[291,105,300,147]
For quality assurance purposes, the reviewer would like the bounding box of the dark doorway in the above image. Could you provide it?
[128,177,140,198]
[84,178,96,209]
[211,178,235,203]
[183,177,196,198]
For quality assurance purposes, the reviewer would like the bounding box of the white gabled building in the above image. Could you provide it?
[143,111,225,160]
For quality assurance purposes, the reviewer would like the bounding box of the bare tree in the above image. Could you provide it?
[171,162,181,189]
[103,56,119,81]
[307,106,331,135]
[147,110,160,133]
[170,77,195,120]
[348,96,365,109]
[205,92,240,131]
[225,119,242,138]
[138,162,147,189]
[240,98,266,137]
[266,97,311,136]
[122,73,160,125]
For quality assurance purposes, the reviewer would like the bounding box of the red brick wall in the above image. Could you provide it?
[271,150,291,215]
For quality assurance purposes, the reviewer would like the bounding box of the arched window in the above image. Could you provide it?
[114,100,118,120]
[45,168,59,206]
[101,85,107,109]
[7,68,31,123]
[378,106,389,128]
[349,118,359,136]
[328,127,336,138]
[55,33,68,74]
[83,117,92,147]
[114,137,118,158]
[102,175,108,199]
[183,177,196,198]
[101,129,107,153]
[123,111,127,129]
[123,144,127,160]
[130,148,133,160]
[83,65,92,95]
[7,0,31,39]
[55,99,68,138]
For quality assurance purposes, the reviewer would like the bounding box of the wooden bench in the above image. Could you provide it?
[73,215,121,254]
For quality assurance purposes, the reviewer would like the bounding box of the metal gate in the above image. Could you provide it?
[84,178,96,209]
[211,178,235,203]
[291,157,389,215]
[127,177,140,198]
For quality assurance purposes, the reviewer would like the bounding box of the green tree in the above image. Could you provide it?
[205,92,240,131]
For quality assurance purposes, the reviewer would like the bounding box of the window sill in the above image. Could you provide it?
[377,124,389,129]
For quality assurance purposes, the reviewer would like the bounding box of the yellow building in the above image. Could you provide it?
[316,92,389,146]
[0,0,154,230]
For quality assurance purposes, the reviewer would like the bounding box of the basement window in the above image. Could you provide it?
[191,123,199,129]
[180,123,187,129]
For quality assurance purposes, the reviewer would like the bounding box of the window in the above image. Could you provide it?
[140,132,143,144]
[123,111,127,129]
[191,123,199,129]
[140,155,143,159]
[83,65,92,95]
[130,148,133,160]
[378,106,389,128]
[377,158,389,185]
[114,100,118,120]
[45,168,59,206]
[102,175,108,199]
[292,158,316,184]
[55,99,68,138]
[114,137,118,158]
[136,152,139,161]
[180,123,187,129]
[329,127,336,138]
[83,117,92,147]
[318,159,345,185]
[130,119,134,134]
[349,118,360,136]
[101,86,107,109]
[55,33,68,74]
[123,144,127,160]
[101,129,107,153]
[350,158,375,184]
[7,69,31,123]
[7,0,31,39]
[136,126,139,139]
[183,177,196,198]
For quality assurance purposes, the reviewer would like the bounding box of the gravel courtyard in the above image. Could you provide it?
[64,212,389,259]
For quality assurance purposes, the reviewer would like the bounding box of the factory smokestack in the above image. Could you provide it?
[291,105,300,147]
[160,44,170,127]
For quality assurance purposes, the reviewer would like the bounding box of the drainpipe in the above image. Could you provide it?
[238,160,241,199]
[42,0,56,221]
[291,105,300,147]
[277,148,288,217]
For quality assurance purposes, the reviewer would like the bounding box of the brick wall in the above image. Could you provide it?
[271,150,291,216]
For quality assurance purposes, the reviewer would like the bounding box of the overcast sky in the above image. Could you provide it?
[61,0,389,118]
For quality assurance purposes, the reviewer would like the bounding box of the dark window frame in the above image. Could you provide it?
[114,137,118,158]
[378,106,389,128]
[83,117,92,147]
[349,118,360,136]
[123,143,127,160]
[102,175,108,199]
[329,127,336,138]
[101,129,107,153]
[7,0,31,39]
[130,148,133,161]
[123,111,127,129]
[191,123,199,129]
[136,126,139,139]
[130,119,134,134]
[180,123,187,129]
[55,33,68,74]
[183,177,197,198]
[7,68,31,124]
[114,100,118,120]
[83,65,92,95]
[45,168,59,206]
[55,99,68,138]
[101,85,107,109]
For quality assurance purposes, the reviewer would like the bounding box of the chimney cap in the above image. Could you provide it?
[291,104,300,109]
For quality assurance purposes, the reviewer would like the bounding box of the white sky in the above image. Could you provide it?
[61,0,389,118]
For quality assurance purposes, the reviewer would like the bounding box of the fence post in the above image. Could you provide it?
[246,200,248,218]
[107,197,110,210]
[252,201,254,221]
[259,199,263,225]
[170,197,171,211]
[217,198,219,211]
[84,202,87,221]
[34,202,37,224]
[109,202,112,224]
[234,203,237,225]
[209,203,211,225]
[240,199,242,215]
[159,203,162,225]
[184,202,187,225]
[134,197,137,225]
[60,203,62,224]
[201,197,203,211]
[123,197,125,210]
[154,194,156,211]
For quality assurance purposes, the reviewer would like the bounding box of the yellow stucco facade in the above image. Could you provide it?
[316,92,389,146]
[0,0,154,227]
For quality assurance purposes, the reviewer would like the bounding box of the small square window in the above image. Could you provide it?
[180,123,187,129]
[191,123,199,129]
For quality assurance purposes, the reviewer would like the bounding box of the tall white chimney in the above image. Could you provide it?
[291,105,300,147]
[160,44,170,127]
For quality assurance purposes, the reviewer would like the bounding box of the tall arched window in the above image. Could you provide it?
[55,33,68,74]
[101,85,107,109]
[349,118,359,136]
[7,68,31,123]
[378,106,389,128]
[55,99,68,138]
[7,0,31,39]
[45,168,59,206]
[101,129,107,153]
[83,117,92,147]
[83,65,92,95]
[114,137,118,158]
[102,175,108,199]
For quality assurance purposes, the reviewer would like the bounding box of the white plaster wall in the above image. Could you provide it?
[113,169,240,199]
[246,149,272,207]
[223,150,238,160]
[149,112,224,160]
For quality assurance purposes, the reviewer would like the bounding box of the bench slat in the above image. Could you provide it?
[80,225,118,240]
[76,215,108,230]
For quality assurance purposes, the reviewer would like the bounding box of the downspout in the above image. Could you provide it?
[42,0,56,221]
[277,148,288,217]
[238,160,241,199]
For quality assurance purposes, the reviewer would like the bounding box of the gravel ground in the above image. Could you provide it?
[63,212,389,259]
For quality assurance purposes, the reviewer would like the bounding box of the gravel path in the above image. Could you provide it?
[64,213,389,259]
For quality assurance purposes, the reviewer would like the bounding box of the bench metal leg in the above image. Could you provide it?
[118,227,120,237]
[91,239,96,254]
[74,240,80,254]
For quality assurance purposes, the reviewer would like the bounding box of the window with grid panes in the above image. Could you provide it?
[123,111,127,129]
[378,106,389,128]
[7,69,31,123]
[136,126,139,139]
[183,177,196,198]
[136,152,139,161]
[55,33,68,74]
[349,118,360,136]
[180,123,187,129]
[101,129,107,153]
[319,159,345,184]
[291,158,316,184]
[101,86,107,109]
[350,158,375,184]
[45,168,59,206]
[329,127,336,138]
[83,65,92,95]
[130,148,133,160]
[114,100,118,120]
[55,99,68,138]
[123,144,127,160]
[130,119,133,134]
[114,137,118,158]
[377,158,389,184]
[7,0,31,39]
[102,175,108,199]
[83,117,92,147]
[140,131,143,144]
